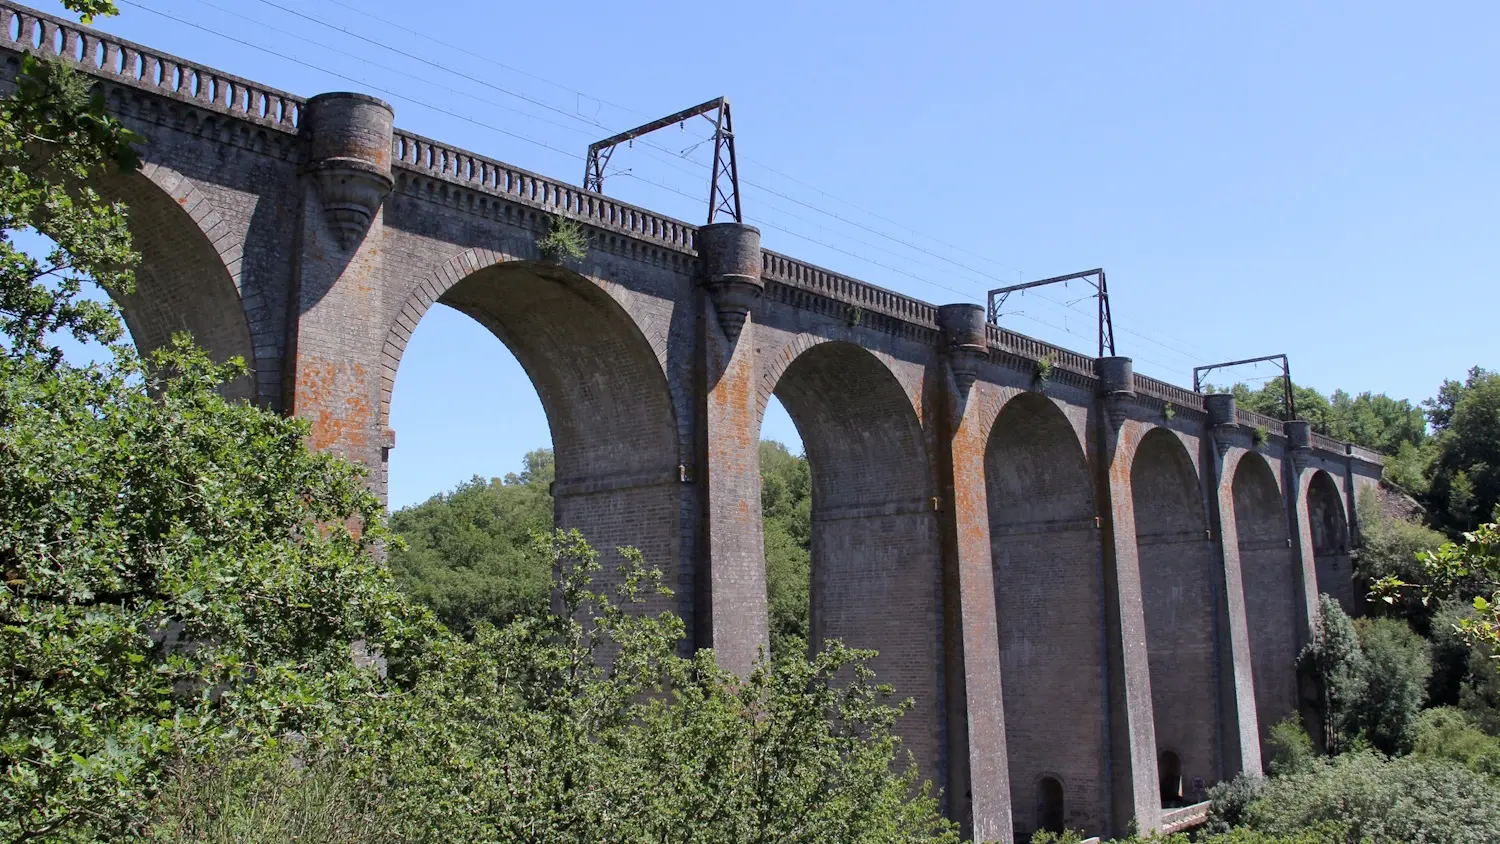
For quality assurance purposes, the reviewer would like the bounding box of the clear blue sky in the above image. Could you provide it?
[33,0,1497,508]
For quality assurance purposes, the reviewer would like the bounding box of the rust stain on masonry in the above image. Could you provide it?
[296,357,372,455]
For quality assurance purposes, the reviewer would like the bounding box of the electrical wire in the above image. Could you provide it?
[265,0,1222,367]
[118,0,582,163]
[123,0,1215,375]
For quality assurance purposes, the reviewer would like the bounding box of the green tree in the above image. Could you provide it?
[1412,707,1500,777]
[172,531,957,843]
[1300,596,1368,754]
[1355,491,1446,629]
[1225,378,1426,457]
[0,25,439,838]
[387,450,555,634]
[1426,369,1500,534]
[1242,752,1500,843]
[761,440,811,659]
[1354,617,1432,755]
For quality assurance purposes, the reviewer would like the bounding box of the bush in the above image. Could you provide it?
[1412,707,1500,776]
[1266,716,1317,775]
[1355,617,1432,755]
[147,747,401,843]
[1301,596,1368,754]
[1244,752,1500,843]
[1206,772,1265,834]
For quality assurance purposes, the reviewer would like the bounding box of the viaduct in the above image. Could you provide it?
[0,5,1383,840]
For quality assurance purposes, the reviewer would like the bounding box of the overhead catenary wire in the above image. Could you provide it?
[118,0,583,163]
[120,0,1216,375]
[296,0,1223,365]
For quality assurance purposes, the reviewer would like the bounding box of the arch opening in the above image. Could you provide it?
[986,393,1106,839]
[1308,471,1354,615]
[388,260,682,618]
[36,168,256,400]
[1037,776,1065,835]
[1232,453,1298,760]
[1132,427,1220,803]
[761,340,943,790]
[1158,751,1183,806]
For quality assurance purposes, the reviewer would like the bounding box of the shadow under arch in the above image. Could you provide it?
[92,167,258,401]
[387,257,683,616]
[760,339,944,791]
[1131,427,1219,804]
[1307,470,1353,614]
[986,391,1107,840]
[1230,452,1297,759]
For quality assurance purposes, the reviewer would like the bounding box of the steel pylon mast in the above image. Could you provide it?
[1193,354,1296,420]
[583,97,742,225]
[987,268,1116,358]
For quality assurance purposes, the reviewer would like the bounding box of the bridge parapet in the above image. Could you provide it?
[1136,372,1207,414]
[392,127,699,254]
[1236,406,1286,438]
[0,1,302,133]
[761,249,938,328]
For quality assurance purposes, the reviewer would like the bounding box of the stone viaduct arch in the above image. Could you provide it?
[758,337,944,787]
[986,392,1108,840]
[100,166,260,401]
[1231,452,1299,755]
[1131,427,1220,806]
[1307,470,1353,614]
[3,6,1392,839]
[381,252,684,616]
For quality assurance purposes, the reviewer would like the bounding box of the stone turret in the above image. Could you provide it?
[303,92,394,249]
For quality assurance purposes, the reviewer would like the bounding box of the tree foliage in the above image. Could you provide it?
[1354,617,1432,755]
[1241,751,1500,844]
[1301,596,1368,755]
[151,531,958,843]
[1226,378,1426,455]
[387,450,554,634]
[761,440,811,660]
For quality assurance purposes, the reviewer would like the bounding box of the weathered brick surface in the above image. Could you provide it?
[986,393,1109,840]
[1231,454,1300,758]
[1307,470,1354,614]
[1132,428,1220,800]
[0,5,1391,835]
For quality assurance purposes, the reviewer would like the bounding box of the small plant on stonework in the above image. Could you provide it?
[1163,402,1176,422]
[1033,353,1055,391]
[847,304,863,327]
[1253,425,1269,448]
[537,212,587,263]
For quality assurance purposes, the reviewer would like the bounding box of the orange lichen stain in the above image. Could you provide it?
[294,357,373,455]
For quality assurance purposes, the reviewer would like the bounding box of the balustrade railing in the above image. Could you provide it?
[1136,372,1206,411]
[0,1,303,131]
[985,323,1095,377]
[392,128,697,251]
[761,250,938,326]
[1236,407,1286,437]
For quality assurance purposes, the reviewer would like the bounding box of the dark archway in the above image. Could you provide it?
[1308,471,1354,615]
[1132,428,1220,802]
[987,393,1106,839]
[397,259,683,617]
[1158,750,1183,806]
[1037,776,1065,835]
[765,340,944,789]
[99,169,258,401]
[1232,453,1298,758]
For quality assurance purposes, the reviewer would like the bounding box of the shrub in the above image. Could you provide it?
[1266,716,1317,775]
[1412,707,1500,776]
[537,212,587,262]
[1355,617,1432,755]
[1244,752,1500,843]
